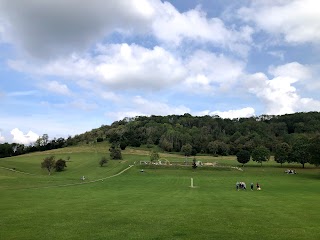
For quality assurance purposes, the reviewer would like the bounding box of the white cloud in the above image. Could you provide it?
[245,62,320,115]
[42,81,71,95]
[183,51,245,93]
[208,107,255,119]
[95,44,186,90]
[10,128,39,145]
[151,1,253,55]
[9,44,246,96]
[0,0,253,59]
[0,0,154,58]
[268,62,311,80]
[238,0,320,44]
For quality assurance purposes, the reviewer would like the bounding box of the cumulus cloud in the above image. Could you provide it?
[0,0,253,59]
[10,128,39,145]
[245,62,320,115]
[95,44,186,90]
[238,0,320,45]
[9,43,246,95]
[151,1,253,54]
[183,51,245,93]
[268,62,311,80]
[0,0,154,58]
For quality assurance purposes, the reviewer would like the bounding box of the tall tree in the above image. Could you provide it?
[309,135,320,166]
[274,142,291,167]
[41,156,55,175]
[252,146,270,166]
[109,145,122,160]
[236,150,251,167]
[181,143,192,157]
[289,136,311,168]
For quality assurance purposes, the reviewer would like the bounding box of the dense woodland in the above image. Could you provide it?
[1,112,320,166]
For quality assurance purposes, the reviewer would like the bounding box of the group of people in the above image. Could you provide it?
[285,169,297,174]
[236,182,261,191]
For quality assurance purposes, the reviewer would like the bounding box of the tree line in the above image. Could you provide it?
[1,112,320,166]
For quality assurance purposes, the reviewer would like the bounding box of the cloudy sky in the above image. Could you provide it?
[0,0,320,144]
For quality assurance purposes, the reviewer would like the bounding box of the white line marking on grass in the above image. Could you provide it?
[0,166,36,175]
[11,165,134,190]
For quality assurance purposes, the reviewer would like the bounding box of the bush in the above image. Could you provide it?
[55,159,67,172]
[120,141,127,150]
[109,146,122,160]
[97,137,104,142]
[99,157,108,167]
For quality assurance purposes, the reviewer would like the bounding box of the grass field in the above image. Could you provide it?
[1,143,320,240]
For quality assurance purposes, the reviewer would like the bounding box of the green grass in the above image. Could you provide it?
[1,144,320,239]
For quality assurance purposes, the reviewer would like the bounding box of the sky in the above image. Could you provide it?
[0,0,320,144]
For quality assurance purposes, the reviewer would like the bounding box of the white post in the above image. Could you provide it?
[191,178,194,188]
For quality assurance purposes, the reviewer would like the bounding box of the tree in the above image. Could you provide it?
[41,156,55,175]
[252,146,270,166]
[109,145,122,160]
[99,157,108,167]
[181,144,192,157]
[207,141,219,156]
[97,137,104,142]
[274,142,291,167]
[55,159,67,172]
[150,150,160,163]
[236,150,251,167]
[120,141,127,150]
[289,137,310,168]
[309,135,320,166]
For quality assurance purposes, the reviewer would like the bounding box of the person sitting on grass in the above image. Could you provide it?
[256,182,261,190]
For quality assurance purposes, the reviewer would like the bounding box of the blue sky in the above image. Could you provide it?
[0,0,320,144]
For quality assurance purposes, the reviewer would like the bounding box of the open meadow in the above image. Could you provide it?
[1,143,320,240]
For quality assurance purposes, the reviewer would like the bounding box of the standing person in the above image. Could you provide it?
[250,183,254,191]
[236,182,239,191]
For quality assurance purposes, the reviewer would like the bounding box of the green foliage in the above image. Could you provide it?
[55,159,67,172]
[96,137,104,142]
[149,150,160,162]
[236,150,251,166]
[181,143,192,156]
[5,112,320,165]
[274,142,291,166]
[309,135,320,166]
[120,141,127,150]
[99,157,108,167]
[109,145,122,160]
[252,146,270,166]
[289,136,311,168]
[207,141,219,155]
[41,156,55,175]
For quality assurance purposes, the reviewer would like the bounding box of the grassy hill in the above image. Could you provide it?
[1,143,320,239]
